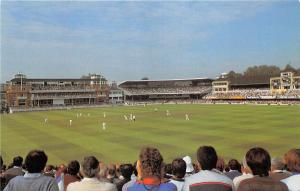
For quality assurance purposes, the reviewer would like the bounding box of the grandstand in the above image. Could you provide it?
[3,73,109,111]
[119,78,213,102]
[206,71,300,101]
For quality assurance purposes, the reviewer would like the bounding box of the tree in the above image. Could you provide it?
[141,77,149,80]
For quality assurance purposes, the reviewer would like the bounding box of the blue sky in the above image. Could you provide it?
[1,1,300,82]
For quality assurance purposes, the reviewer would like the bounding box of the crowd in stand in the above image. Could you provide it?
[31,85,95,92]
[121,86,212,95]
[1,146,299,191]
[205,89,300,99]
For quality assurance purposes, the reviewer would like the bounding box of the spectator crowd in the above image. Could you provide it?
[121,86,212,96]
[0,146,299,191]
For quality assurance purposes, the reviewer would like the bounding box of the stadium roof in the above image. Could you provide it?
[119,77,213,84]
[10,77,107,82]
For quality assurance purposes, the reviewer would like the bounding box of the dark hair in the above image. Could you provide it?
[67,160,80,176]
[172,158,186,179]
[197,146,218,170]
[164,163,172,175]
[120,164,134,179]
[228,159,241,172]
[81,156,99,178]
[246,147,271,177]
[284,149,300,172]
[13,156,23,167]
[139,147,163,178]
[25,150,48,173]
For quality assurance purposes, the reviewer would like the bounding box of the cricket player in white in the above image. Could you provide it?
[102,122,106,130]
[79,113,82,117]
[130,114,133,121]
[44,118,48,124]
[166,110,170,116]
[69,119,72,126]
[103,112,106,118]
[124,115,128,120]
[132,115,136,122]
[185,114,190,121]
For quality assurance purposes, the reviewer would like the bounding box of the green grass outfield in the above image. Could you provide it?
[1,104,300,165]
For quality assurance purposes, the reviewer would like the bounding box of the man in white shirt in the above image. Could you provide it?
[67,156,117,191]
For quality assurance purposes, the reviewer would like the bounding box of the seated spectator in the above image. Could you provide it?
[63,160,81,191]
[233,156,253,190]
[225,159,242,180]
[4,150,59,191]
[128,147,176,191]
[116,164,133,191]
[281,149,300,191]
[67,156,117,191]
[183,156,194,177]
[106,164,121,185]
[44,165,55,178]
[182,146,233,191]
[122,162,138,191]
[98,163,109,182]
[56,164,67,191]
[214,157,226,174]
[170,158,186,191]
[3,156,24,186]
[270,157,291,181]
[164,163,173,179]
[237,147,288,191]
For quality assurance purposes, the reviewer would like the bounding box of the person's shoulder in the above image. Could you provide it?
[100,181,117,190]
[67,180,82,190]
[161,182,177,190]
[281,174,300,185]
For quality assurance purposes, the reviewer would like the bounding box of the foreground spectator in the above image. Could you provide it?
[182,146,233,191]
[170,158,186,191]
[237,147,288,191]
[232,156,253,190]
[116,164,133,191]
[215,157,226,173]
[225,159,242,180]
[106,164,120,184]
[3,156,24,186]
[128,147,176,191]
[270,157,291,181]
[63,160,81,191]
[281,149,300,191]
[44,165,55,178]
[122,162,138,191]
[4,150,59,191]
[67,156,116,191]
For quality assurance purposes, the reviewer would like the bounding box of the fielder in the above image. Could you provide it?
[103,112,106,118]
[185,114,190,121]
[102,122,106,130]
[124,115,128,120]
[69,119,72,126]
